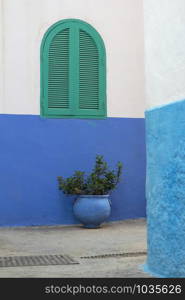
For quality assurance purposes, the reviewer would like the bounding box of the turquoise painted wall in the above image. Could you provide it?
[145,99,185,277]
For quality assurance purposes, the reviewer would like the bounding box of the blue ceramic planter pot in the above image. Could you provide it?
[73,195,111,228]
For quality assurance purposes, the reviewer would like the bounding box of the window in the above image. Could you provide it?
[40,19,106,118]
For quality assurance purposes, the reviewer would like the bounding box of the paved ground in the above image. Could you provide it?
[0,218,153,278]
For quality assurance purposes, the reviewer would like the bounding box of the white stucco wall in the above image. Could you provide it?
[0,0,144,118]
[144,0,185,110]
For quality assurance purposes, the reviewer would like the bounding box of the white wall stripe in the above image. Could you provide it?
[0,0,144,118]
[144,0,185,109]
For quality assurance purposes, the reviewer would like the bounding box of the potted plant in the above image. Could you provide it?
[57,155,123,228]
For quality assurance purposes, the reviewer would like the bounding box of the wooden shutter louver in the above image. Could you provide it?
[79,30,99,110]
[48,28,69,109]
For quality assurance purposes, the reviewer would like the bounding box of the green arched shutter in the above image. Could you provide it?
[79,30,99,110]
[41,19,106,118]
[48,28,69,110]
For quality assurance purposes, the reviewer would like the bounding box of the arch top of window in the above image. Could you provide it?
[41,18,106,56]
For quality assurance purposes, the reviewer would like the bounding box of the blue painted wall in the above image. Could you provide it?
[145,99,185,277]
[0,114,146,226]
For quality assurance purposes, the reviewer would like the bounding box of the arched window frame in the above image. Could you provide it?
[40,19,106,118]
